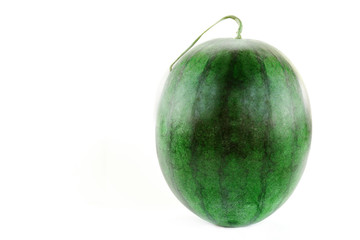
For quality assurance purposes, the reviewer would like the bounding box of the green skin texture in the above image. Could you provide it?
[156,38,312,227]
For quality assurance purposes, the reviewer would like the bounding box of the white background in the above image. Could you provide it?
[0,0,359,239]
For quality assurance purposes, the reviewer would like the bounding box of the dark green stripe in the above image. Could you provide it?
[189,55,216,222]
[217,52,240,218]
[251,50,274,222]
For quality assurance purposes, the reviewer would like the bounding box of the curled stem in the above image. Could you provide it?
[170,15,243,71]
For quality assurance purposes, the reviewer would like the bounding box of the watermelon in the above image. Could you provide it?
[156,16,311,227]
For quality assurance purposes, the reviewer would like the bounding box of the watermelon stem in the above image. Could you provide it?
[170,15,243,71]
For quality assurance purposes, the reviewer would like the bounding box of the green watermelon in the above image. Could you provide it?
[156,16,311,227]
